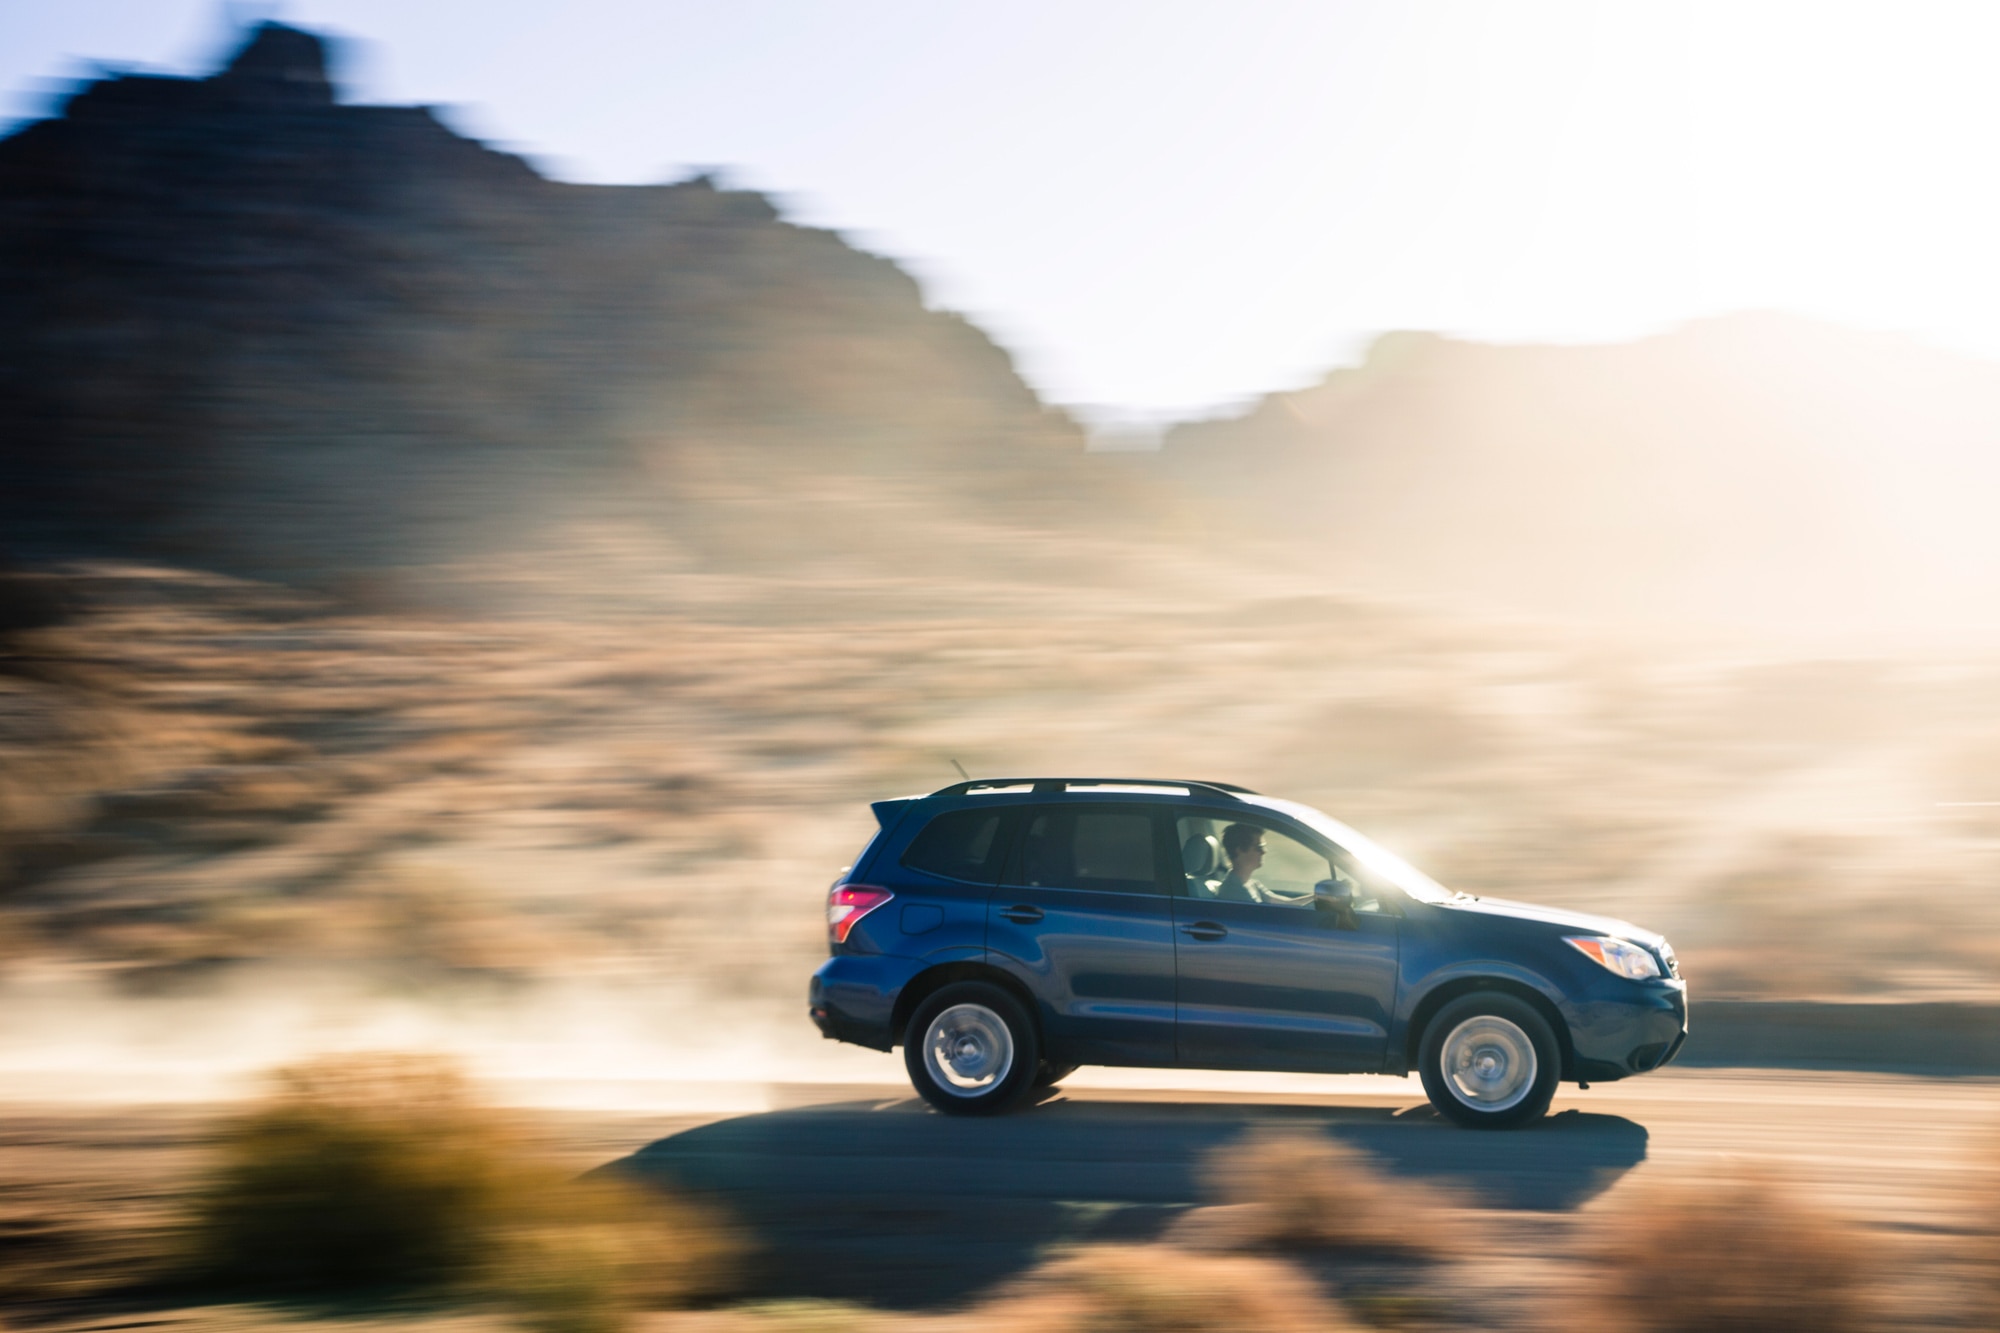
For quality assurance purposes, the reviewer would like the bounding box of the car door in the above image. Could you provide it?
[985,802,1179,1066]
[1171,809,1400,1072]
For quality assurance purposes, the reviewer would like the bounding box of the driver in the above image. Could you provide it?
[1214,823,1269,903]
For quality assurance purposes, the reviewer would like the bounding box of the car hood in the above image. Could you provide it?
[1434,894,1665,947]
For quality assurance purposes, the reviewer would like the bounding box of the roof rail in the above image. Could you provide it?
[926,777,1259,800]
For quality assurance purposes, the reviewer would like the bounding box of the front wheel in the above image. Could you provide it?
[1417,993,1559,1129]
[903,982,1039,1116]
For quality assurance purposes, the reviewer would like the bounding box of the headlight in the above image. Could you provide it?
[1564,935,1662,980]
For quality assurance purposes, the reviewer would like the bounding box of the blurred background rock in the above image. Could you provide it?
[0,24,1117,592]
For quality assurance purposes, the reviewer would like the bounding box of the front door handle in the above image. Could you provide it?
[1180,921,1227,941]
[999,904,1044,924]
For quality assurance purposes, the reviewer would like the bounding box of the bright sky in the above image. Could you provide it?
[8,1,2000,425]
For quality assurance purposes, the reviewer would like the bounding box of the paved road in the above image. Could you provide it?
[605,1069,2000,1310]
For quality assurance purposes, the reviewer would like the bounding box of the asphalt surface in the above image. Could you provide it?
[607,1068,2000,1310]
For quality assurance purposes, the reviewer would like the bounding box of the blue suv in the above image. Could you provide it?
[808,779,1686,1128]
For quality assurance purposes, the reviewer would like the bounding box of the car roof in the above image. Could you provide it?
[924,778,1258,801]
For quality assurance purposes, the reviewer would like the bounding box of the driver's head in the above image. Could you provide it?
[1221,823,1266,868]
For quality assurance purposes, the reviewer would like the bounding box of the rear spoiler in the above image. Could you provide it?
[870,798,916,829]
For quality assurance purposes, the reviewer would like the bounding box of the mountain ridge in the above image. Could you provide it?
[0,22,1092,586]
[1154,310,2000,637]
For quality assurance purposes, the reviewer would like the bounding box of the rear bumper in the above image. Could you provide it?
[809,954,930,1052]
[1568,980,1688,1083]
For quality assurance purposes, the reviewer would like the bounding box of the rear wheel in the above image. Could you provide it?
[903,982,1039,1115]
[1418,993,1559,1129]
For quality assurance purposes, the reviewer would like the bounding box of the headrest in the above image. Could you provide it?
[1182,833,1220,877]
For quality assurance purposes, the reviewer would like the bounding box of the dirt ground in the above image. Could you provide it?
[8,558,2000,1026]
[1,1069,1996,1331]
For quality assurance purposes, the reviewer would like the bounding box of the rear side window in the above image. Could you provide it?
[901,808,1009,884]
[1010,806,1162,894]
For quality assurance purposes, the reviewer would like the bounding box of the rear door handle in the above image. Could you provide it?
[1180,921,1227,941]
[999,904,1044,924]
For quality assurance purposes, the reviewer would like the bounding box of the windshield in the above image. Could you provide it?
[1240,796,1456,904]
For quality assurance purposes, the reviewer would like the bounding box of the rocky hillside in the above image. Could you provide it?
[0,24,1095,586]
[1157,314,2000,639]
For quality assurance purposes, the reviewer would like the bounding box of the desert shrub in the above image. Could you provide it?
[726,1299,888,1333]
[977,1243,1357,1333]
[0,1211,117,1302]
[0,562,70,637]
[187,1055,506,1293]
[1575,1171,1870,1333]
[1194,1126,1451,1255]
[490,1172,738,1333]
[186,1053,735,1327]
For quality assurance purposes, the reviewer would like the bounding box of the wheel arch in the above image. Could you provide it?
[891,960,1043,1050]
[1404,976,1575,1081]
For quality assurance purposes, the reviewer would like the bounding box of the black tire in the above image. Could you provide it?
[1033,1061,1078,1089]
[903,981,1040,1116]
[1417,992,1560,1129]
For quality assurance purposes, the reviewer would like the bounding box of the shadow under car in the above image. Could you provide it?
[605,1091,1647,1307]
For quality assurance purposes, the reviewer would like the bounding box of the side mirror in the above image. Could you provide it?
[1314,878,1356,904]
[1314,878,1359,927]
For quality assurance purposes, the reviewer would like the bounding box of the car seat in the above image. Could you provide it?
[1183,833,1223,897]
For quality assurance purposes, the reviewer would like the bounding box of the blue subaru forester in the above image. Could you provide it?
[808,778,1686,1128]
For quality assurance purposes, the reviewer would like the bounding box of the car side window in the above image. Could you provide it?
[1177,812,1383,912]
[1006,806,1162,894]
[901,808,1011,884]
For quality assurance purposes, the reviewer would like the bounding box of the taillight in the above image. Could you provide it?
[827,884,894,944]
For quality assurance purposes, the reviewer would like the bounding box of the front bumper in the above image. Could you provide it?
[1569,979,1688,1083]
